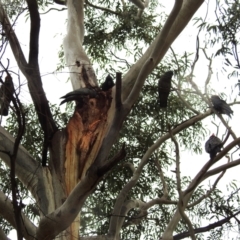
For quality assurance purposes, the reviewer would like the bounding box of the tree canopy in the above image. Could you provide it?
[0,0,240,240]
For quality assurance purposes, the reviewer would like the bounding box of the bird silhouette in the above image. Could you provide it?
[211,95,233,118]
[60,88,97,105]
[101,75,115,91]
[205,134,223,159]
[158,71,173,108]
[0,74,14,116]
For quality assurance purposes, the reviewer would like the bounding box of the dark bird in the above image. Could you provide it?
[205,134,223,159]
[211,95,233,118]
[0,74,14,116]
[158,71,173,108]
[60,88,97,105]
[101,75,115,91]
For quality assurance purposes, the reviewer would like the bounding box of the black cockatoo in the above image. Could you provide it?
[205,134,223,159]
[0,74,14,116]
[158,71,173,108]
[101,75,115,91]
[211,95,233,118]
[60,88,97,105]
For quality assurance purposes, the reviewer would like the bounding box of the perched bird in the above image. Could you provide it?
[205,134,223,159]
[158,71,173,108]
[60,88,97,105]
[101,75,115,91]
[211,95,233,118]
[0,74,14,116]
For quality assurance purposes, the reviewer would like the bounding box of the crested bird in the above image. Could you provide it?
[60,88,97,105]
[211,95,233,118]
[101,75,115,91]
[0,74,14,116]
[205,134,223,159]
[158,71,173,108]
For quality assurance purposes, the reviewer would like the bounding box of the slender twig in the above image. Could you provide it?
[154,157,168,197]
[169,129,196,240]
[8,73,25,240]
[173,210,240,240]
[41,7,67,14]
[187,163,227,208]
[85,0,121,16]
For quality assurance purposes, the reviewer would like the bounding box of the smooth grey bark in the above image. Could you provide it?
[0,190,36,240]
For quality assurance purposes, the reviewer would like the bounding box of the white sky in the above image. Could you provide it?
[5,0,240,239]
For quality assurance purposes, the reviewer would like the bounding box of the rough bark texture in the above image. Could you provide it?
[0,0,216,239]
[64,87,113,238]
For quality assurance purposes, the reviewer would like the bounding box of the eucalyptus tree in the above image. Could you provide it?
[0,0,240,240]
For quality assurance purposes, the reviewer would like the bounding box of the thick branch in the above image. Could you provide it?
[187,169,226,208]
[0,2,57,166]
[115,72,122,110]
[0,126,52,214]
[36,152,121,240]
[162,138,240,239]
[0,227,9,240]
[26,0,40,66]
[124,0,183,108]
[203,157,240,181]
[0,126,39,188]
[0,2,27,70]
[122,0,205,101]
[0,190,36,240]
[108,110,211,238]
[186,138,240,195]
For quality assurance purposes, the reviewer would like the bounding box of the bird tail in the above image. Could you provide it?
[221,103,233,118]
[159,93,169,108]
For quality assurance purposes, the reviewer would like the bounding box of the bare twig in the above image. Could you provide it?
[124,0,183,109]
[187,163,227,208]
[85,0,121,16]
[169,129,196,240]
[173,210,240,240]
[41,7,67,14]
[154,157,168,197]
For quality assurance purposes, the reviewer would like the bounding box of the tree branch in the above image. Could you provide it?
[173,210,240,240]
[0,3,27,70]
[0,126,54,215]
[124,0,183,109]
[115,72,122,110]
[0,190,36,240]
[85,0,121,16]
[26,0,40,66]
[0,227,10,240]
[108,110,211,238]
[202,157,240,181]
[0,1,58,166]
[187,168,226,208]
[129,0,148,10]
[53,0,66,5]
[154,158,168,197]
[170,131,196,240]
[121,0,204,101]
[8,73,26,240]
